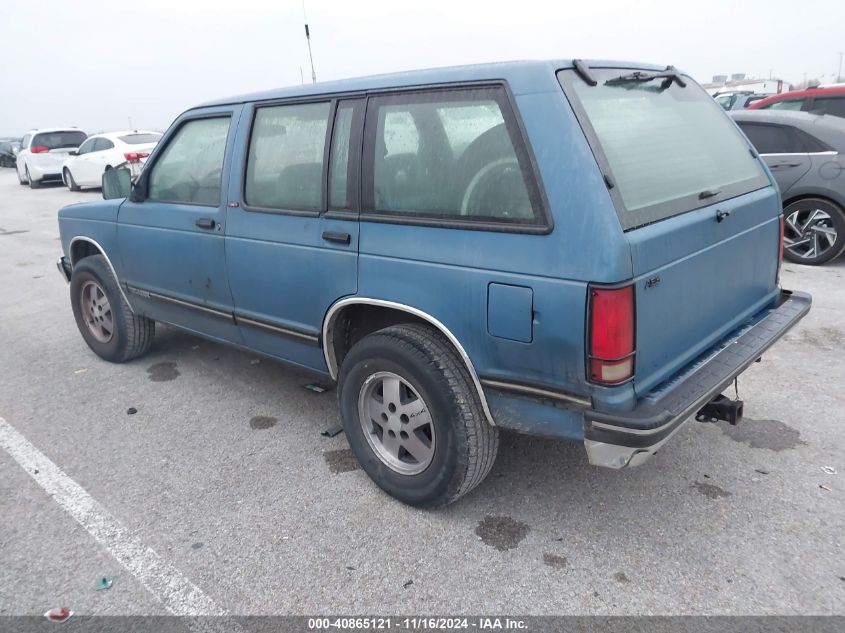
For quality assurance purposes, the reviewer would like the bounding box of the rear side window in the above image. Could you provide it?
[765,99,804,111]
[811,96,845,118]
[363,86,545,228]
[245,102,330,212]
[560,68,767,230]
[93,138,115,151]
[32,130,87,150]
[736,123,801,154]
[147,117,230,206]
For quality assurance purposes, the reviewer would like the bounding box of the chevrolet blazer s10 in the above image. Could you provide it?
[57,60,811,507]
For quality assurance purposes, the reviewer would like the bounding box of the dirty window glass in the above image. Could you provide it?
[564,69,766,228]
[368,89,540,224]
[147,117,230,205]
[329,103,354,209]
[246,102,330,211]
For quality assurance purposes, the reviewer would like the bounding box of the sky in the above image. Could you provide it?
[1,0,843,136]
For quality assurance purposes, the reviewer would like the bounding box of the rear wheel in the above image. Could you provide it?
[27,167,40,189]
[782,198,845,265]
[64,168,80,192]
[338,323,498,507]
[70,255,155,362]
[17,165,26,185]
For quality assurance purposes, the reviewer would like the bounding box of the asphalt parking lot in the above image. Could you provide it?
[0,168,843,617]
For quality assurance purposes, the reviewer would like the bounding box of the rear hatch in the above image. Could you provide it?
[30,130,87,171]
[559,65,780,395]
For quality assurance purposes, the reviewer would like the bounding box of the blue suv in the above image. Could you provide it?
[57,60,811,507]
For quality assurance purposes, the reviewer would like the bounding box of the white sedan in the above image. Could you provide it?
[62,130,161,190]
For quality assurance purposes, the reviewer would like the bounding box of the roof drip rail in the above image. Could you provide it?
[572,59,598,87]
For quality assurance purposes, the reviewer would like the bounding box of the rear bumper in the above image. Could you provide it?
[584,289,811,469]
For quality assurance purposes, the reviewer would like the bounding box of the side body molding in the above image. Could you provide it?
[322,297,497,426]
[68,236,135,313]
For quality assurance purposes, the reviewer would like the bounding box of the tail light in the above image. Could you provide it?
[123,152,149,162]
[588,284,635,385]
[30,146,49,154]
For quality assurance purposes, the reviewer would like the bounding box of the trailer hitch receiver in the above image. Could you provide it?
[696,394,744,425]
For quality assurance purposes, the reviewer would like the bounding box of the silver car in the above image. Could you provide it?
[731,110,845,265]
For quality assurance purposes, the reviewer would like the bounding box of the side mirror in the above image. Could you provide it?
[69,150,78,156]
[102,168,132,200]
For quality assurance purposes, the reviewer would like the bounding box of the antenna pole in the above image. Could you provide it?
[302,1,317,83]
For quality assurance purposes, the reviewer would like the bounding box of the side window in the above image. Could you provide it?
[737,123,802,154]
[365,87,543,225]
[811,96,845,118]
[147,117,230,206]
[96,138,115,151]
[245,102,330,212]
[328,102,357,209]
[21,134,31,149]
[77,139,97,155]
[765,99,804,111]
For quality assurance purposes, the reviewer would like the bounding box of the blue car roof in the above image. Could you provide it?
[198,59,669,109]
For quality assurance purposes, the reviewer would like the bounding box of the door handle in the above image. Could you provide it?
[771,162,802,169]
[322,231,351,244]
[195,218,216,229]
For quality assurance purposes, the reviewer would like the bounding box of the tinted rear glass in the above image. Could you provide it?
[559,69,767,229]
[119,133,162,144]
[32,131,87,150]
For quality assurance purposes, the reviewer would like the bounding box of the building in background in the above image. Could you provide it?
[702,73,785,96]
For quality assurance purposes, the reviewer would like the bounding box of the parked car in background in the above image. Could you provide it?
[731,110,845,265]
[714,90,767,110]
[748,86,845,118]
[62,130,161,191]
[16,128,87,188]
[0,141,20,167]
[57,60,810,507]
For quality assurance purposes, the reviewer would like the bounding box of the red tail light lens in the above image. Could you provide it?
[30,146,49,154]
[123,152,149,162]
[588,285,635,385]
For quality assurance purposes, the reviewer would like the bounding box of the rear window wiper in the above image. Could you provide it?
[605,66,687,89]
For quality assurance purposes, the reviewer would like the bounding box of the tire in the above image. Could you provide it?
[69,255,155,362]
[782,198,845,265]
[64,168,80,192]
[18,164,27,185]
[338,323,498,507]
[27,167,40,189]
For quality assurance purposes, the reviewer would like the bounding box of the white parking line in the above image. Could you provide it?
[0,415,229,619]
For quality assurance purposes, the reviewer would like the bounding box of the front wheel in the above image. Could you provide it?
[783,198,845,265]
[338,324,498,507]
[70,255,155,362]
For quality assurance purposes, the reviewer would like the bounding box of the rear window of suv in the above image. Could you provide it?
[559,68,768,230]
[31,130,87,150]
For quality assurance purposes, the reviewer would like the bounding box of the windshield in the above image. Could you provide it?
[559,68,767,230]
[119,133,162,144]
[31,131,87,150]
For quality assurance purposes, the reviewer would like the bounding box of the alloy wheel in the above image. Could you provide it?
[79,280,114,343]
[783,207,838,261]
[357,371,435,475]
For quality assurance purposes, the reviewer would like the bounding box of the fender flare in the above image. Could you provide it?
[322,297,496,426]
